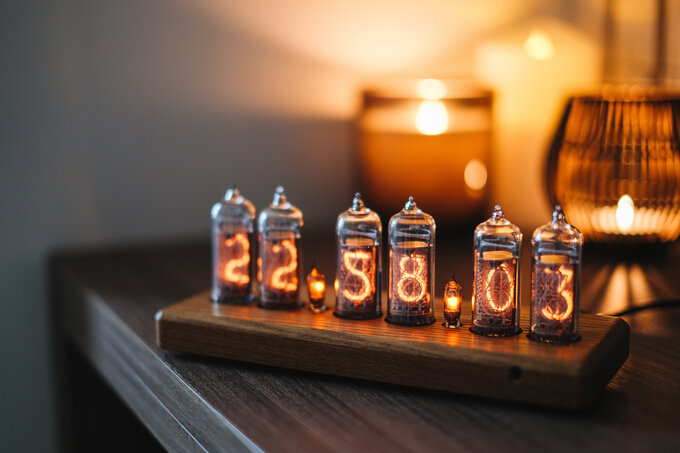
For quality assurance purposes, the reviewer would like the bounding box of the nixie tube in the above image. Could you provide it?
[386,197,436,326]
[258,186,304,309]
[470,205,522,336]
[443,274,462,328]
[307,264,327,313]
[211,186,256,304]
[528,205,582,344]
[334,193,382,320]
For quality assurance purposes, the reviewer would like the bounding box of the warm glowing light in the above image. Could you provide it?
[334,277,339,296]
[396,253,427,302]
[415,100,448,135]
[464,159,487,191]
[485,262,514,312]
[538,265,574,321]
[416,78,447,100]
[307,266,326,300]
[445,295,461,311]
[341,250,373,303]
[270,240,298,291]
[524,30,555,60]
[616,194,635,232]
[222,234,250,284]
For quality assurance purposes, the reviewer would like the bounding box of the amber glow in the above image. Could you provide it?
[538,265,574,321]
[445,295,461,311]
[415,100,448,135]
[416,79,447,100]
[341,250,373,303]
[616,194,635,233]
[270,240,298,291]
[397,253,427,303]
[222,233,250,284]
[464,159,488,191]
[524,30,555,60]
[485,262,514,312]
[307,266,326,300]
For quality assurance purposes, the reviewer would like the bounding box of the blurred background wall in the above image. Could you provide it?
[1,0,677,450]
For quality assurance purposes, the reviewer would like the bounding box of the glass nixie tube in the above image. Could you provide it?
[470,205,522,336]
[211,186,256,304]
[386,197,436,326]
[258,186,304,309]
[307,264,327,313]
[528,205,582,344]
[334,193,382,320]
[443,274,462,328]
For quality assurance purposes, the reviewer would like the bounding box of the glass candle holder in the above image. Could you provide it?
[546,87,680,243]
[528,205,582,344]
[307,264,327,313]
[443,274,462,328]
[211,186,256,304]
[258,186,304,309]
[470,205,522,337]
[386,197,436,326]
[358,79,493,226]
[334,193,382,320]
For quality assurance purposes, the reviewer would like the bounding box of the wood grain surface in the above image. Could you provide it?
[157,291,629,409]
[50,237,680,452]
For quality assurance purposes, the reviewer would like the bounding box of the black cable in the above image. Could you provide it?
[612,298,680,317]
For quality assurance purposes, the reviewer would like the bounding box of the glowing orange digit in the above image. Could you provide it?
[341,250,372,303]
[396,253,427,303]
[223,233,250,285]
[484,262,514,312]
[539,265,574,321]
[270,239,298,292]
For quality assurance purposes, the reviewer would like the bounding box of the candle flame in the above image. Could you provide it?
[415,100,448,135]
[222,234,250,284]
[524,30,554,60]
[616,194,635,232]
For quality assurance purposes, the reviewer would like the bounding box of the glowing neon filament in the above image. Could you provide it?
[540,266,574,321]
[222,234,250,285]
[397,254,427,303]
[484,262,514,312]
[270,240,298,292]
[341,250,372,303]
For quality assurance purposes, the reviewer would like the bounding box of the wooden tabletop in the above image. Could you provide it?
[50,236,680,452]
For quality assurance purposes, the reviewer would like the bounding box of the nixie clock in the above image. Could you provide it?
[386,197,436,326]
[211,186,256,304]
[470,205,522,336]
[528,205,582,344]
[334,193,382,320]
[258,186,304,309]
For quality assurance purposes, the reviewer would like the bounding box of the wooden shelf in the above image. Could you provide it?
[157,291,629,409]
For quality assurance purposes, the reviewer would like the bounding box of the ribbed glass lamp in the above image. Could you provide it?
[546,87,680,243]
